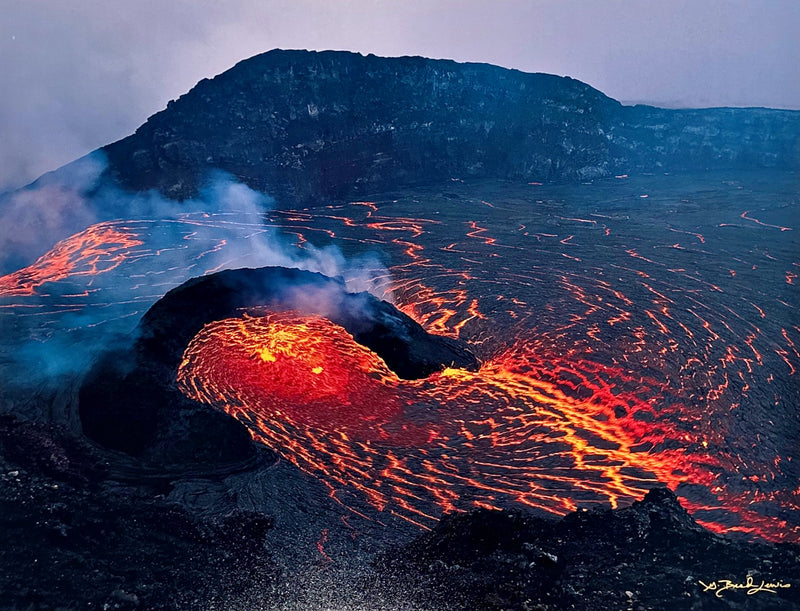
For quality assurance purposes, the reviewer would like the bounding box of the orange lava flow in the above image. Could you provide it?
[177,311,798,541]
[177,313,434,446]
[0,222,143,297]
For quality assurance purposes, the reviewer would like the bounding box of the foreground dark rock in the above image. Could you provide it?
[79,266,478,462]
[0,414,277,610]
[96,49,800,203]
[3,413,798,609]
[375,488,800,610]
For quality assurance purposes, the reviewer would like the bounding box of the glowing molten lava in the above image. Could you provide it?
[3,179,795,544]
[178,313,432,444]
[177,310,797,541]
[0,222,143,297]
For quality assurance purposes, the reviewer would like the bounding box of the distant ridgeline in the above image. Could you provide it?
[98,49,800,204]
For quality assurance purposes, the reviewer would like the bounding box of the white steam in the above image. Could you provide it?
[0,155,390,297]
[0,157,392,405]
[0,153,107,273]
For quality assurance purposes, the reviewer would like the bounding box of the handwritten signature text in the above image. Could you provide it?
[698,575,791,598]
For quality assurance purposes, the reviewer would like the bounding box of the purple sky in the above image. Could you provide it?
[1,0,798,191]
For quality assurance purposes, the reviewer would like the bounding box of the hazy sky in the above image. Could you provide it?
[1,0,798,191]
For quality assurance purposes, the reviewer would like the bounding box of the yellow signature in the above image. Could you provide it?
[699,575,791,598]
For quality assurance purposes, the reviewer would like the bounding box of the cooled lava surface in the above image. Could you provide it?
[2,172,798,609]
[12,174,799,545]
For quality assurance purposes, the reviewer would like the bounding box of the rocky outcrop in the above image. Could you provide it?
[79,266,478,460]
[375,488,800,610]
[0,414,276,610]
[98,49,800,204]
[135,266,478,380]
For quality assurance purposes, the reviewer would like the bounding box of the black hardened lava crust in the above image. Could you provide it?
[4,413,797,610]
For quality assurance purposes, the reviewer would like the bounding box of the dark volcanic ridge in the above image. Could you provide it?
[47,48,797,207]
[79,266,478,463]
